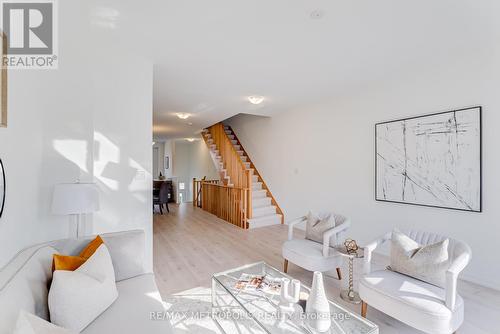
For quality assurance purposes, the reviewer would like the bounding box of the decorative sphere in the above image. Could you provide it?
[344,239,359,254]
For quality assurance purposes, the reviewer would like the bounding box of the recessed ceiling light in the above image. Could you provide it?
[248,96,265,105]
[176,113,190,120]
[310,9,325,19]
[186,138,195,142]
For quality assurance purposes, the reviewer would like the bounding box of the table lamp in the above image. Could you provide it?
[51,182,100,238]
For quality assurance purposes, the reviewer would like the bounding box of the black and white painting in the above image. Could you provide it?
[375,107,481,212]
[0,159,5,218]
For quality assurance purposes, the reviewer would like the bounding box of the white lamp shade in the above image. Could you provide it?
[52,183,100,215]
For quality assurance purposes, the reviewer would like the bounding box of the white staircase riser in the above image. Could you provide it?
[252,182,263,190]
[252,197,271,208]
[252,205,277,218]
[252,189,267,199]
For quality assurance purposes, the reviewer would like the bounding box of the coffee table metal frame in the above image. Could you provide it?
[211,261,378,334]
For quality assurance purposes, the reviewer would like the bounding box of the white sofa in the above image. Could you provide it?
[0,230,173,334]
[359,229,471,334]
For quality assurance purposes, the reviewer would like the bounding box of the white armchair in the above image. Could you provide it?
[359,229,472,334]
[282,213,351,279]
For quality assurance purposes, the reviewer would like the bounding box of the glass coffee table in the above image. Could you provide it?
[212,262,378,334]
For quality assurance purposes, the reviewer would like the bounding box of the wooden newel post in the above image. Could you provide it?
[247,170,252,220]
[193,178,196,207]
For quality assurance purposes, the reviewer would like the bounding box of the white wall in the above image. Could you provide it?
[0,1,153,270]
[173,139,219,203]
[227,47,500,290]
[163,139,174,179]
[152,140,174,179]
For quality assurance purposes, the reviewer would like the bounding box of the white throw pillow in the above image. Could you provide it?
[305,211,336,244]
[48,244,118,332]
[390,230,450,288]
[13,310,77,334]
[102,230,145,281]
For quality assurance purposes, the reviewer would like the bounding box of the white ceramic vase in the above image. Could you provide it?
[279,278,301,321]
[305,271,331,332]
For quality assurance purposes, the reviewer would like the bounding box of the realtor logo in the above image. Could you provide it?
[0,0,58,69]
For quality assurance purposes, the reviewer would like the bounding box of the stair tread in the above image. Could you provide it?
[252,205,277,217]
[249,213,281,220]
[248,214,282,228]
[252,189,266,196]
[253,197,271,204]
[253,204,272,209]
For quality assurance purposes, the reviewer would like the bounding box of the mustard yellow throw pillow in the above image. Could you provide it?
[52,236,104,271]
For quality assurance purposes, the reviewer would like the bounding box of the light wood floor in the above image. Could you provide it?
[153,204,500,333]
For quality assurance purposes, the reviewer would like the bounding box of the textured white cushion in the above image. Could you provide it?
[101,230,145,281]
[82,274,172,334]
[359,270,463,334]
[390,230,449,288]
[305,211,336,244]
[13,311,77,334]
[0,245,56,334]
[282,239,342,272]
[53,230,146,282]
[49,244,118,332]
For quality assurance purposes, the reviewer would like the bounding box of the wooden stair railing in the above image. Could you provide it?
[193,177,218,208]
[200,182,249,228]
[197,122,283,228]
[201,134,230,185]
[206,123,253,219]
[209,124,252,186]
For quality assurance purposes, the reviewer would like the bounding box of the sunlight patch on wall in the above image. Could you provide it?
[53,139,89,173]
[94,132,119,190]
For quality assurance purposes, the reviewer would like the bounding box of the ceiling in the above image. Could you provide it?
[89,0,497,140]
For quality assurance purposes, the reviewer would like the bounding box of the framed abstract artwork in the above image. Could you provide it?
[375,106,482,212]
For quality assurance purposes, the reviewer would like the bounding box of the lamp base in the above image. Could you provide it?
[340,290,361,304]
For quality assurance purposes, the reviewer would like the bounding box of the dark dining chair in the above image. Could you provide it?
[153,181,170,214]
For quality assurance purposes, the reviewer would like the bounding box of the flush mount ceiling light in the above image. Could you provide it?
[176,113,190,120]
[186,138,195,142]
[248,96,265,105]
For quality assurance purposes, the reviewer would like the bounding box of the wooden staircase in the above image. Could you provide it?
[195,123,284,229]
